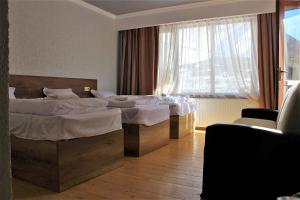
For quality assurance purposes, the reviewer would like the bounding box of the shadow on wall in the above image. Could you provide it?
[194,98,259,127]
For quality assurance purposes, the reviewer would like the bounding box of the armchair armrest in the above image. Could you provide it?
[201,123,300,200]
[242,108,279,121]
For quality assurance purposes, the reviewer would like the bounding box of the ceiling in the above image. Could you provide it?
[84,0,207,15]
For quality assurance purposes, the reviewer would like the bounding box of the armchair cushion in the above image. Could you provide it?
[234,117,277,129]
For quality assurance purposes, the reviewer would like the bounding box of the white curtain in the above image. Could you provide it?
[157,15,259,100]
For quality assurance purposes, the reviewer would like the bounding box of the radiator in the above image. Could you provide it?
[193,98,259,128]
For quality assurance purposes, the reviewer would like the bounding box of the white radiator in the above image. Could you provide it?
[193,98,259,127]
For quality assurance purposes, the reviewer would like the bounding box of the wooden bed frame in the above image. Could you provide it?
[123,120,170,157]
[9,74,124,192]
[9,74,97,98]
[11,130,124,192]
[170,113,195,139]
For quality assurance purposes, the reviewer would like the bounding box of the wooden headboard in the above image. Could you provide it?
[9,75,97,98]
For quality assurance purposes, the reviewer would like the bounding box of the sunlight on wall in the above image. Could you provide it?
[194,98,259,127]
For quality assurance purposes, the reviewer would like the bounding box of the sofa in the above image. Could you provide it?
[200,83,300,200]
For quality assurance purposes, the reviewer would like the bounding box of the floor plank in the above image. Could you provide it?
[13,131,205,200]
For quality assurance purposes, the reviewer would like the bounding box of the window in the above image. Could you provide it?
[284,7,300,86]
[157,15,259,99]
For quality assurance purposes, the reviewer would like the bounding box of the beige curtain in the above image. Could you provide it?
[119,26,159,95]
[257,13,278,109]
[0,0,13,199]
[157,15,259,99]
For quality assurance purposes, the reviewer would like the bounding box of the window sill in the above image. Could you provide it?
[190,94,247,99]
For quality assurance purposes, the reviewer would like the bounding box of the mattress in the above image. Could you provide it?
[9,98,108,116]
[120,104,170,126]
[9,108,122,141]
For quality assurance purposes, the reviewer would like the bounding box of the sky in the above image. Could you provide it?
[284,8,300,41]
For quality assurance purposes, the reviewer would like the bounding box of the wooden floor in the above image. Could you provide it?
[13,131,205,200]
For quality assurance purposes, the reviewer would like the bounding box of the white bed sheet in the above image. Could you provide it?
[9,108,122,141]
[122,95,159,105]
[168,101,196,116]
[9,98,108,116]
[118,104,170,126]
[156,96,196,116]
[104,95,158,106]
[109,95,196,116]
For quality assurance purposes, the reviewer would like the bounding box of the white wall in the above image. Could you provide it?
[116,0,276,30]
[9,0,117,92]
[194,98,259,127]
[9,0,276,93]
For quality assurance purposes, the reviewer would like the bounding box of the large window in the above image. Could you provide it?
[157,15,259,99]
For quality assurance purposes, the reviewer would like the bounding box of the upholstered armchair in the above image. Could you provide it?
[201,84,300,200]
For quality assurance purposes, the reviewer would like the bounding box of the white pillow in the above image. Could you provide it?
[9,87,16,99]
[43,88,79,99]
[91,90,116,98]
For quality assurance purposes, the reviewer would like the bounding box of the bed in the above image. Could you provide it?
[121,104,170,157]
[103,96,170,157]
[109,95,195,139]
[166,97,196,139]
[9,75,124,192]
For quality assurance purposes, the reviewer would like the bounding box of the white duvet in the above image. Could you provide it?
[114,95,196,116]
[110,95,159,105]
[9,98,108,116]
[9,98,122,141]
[125,95,159,105]
[10,108,122,141]
[155,96,196,116]
[121,104,169,126]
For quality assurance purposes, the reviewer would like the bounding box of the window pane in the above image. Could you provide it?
[284,8,300,81]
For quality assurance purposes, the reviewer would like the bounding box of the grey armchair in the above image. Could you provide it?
[201,83,300,200]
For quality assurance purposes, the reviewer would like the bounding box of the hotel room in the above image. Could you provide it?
[1,0,300,199]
